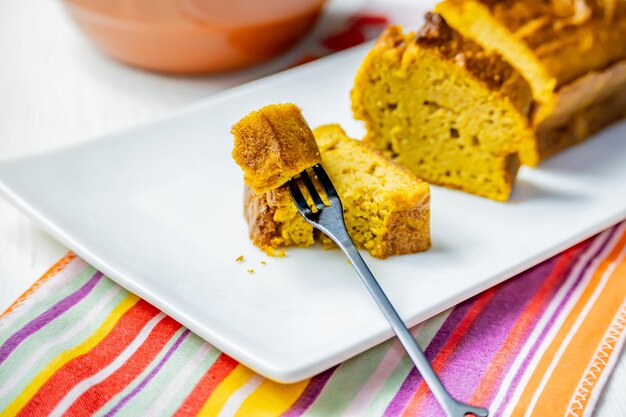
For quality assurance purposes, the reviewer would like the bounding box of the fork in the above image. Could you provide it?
[288,164,489,417]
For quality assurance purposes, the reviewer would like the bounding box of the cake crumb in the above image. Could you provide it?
[247,269,255,274]
[235,255,244,262]
[262,246,287,258]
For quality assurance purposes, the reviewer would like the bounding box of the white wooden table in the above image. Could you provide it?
[1,1,625,415]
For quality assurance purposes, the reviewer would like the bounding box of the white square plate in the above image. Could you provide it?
[1,42,626,383]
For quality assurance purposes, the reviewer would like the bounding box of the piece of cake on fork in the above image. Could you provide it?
[231,103,322,195]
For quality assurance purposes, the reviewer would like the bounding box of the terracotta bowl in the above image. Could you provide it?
[63,0,326,74]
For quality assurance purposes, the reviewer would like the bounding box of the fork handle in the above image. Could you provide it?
[336,240,488,417]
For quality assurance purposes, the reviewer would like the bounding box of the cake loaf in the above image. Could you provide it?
[244,125,431,259]
[352,13,534,201]
[436,0,626,165]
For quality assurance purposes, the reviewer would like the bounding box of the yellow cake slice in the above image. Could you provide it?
[436,0,626,165]
[351,13,534,201]
[232,103,321,194]
[244,125,431,259]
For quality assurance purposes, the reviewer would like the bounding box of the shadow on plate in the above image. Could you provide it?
[423,241,452,255]
[510,177,587,204]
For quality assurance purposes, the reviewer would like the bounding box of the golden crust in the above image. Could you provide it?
[478,0,626,88]
[436,0,626,106]
[243,184,280,248]
[414,12,533,114]
[231,103,322,194]
[371,196,431,257]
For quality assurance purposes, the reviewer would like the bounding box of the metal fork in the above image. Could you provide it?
[288,164,489,417]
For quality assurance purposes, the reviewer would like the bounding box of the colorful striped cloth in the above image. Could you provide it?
[1,223,625,416]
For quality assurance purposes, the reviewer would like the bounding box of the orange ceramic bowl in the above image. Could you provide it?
[63,0,326,74]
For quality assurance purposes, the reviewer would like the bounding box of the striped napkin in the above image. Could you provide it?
[1,223,625,416]
[2,3,626,416]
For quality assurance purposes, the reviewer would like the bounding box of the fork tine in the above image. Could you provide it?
[288,178,312,216]
[312,164,339,200]
[300,171,326,210]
